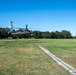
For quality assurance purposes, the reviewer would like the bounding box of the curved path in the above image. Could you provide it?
[39,46,76,75]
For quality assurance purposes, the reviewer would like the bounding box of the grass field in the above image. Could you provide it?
[0,39,75,75]
[37,39,76,69]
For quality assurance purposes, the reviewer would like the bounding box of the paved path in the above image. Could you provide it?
[39,46,76,75]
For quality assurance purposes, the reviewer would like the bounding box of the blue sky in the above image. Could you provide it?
[0,0,76,36]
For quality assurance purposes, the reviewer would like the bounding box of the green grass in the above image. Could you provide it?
[0,39,73,75]
[37,39,76,68]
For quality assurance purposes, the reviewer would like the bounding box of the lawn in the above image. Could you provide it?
[37,39,76,68]
[0,39,72,75]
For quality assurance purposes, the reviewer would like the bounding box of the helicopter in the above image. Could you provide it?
[8,21,33,39]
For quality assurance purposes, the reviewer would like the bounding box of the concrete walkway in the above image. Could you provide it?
[39,46,76,75]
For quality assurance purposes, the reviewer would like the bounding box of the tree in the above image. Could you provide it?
[44,31,51,38]
[62,30,72,38]
[55,31,64,39]
[51,31,56,38]
[16,28,23,32]
[33,31,43,39]
[55,31,60,38]
[0,28,8,39]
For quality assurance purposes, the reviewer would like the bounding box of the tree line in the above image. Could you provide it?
[33,30,72,39]
[0,27,75,39]
[0,28,9,39]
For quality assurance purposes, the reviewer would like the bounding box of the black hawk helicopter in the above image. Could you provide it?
[8,21,33,39]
